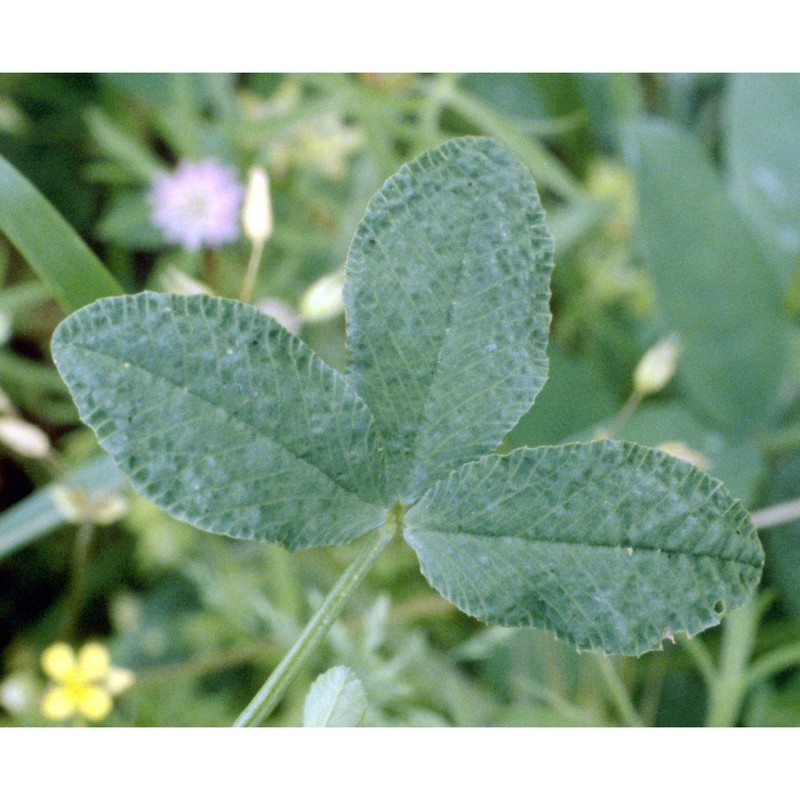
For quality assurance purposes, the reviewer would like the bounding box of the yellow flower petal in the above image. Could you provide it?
[104,667,135,696]
[41,643,76,681]
[77,642,111,682]
[76,686,113,722]
[41,686,77,721]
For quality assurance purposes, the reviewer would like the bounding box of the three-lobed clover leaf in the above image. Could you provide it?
[51,136,764,657]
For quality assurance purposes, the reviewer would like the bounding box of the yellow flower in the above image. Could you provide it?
[40,642,134,723]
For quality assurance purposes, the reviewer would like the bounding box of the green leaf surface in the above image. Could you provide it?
[725,74,800,286]
[625,118,788,434]
[405,439,763,656]
[51,292,388,550]
[345,137,553,501]
[302,665,367,727]
[0,153,123,313]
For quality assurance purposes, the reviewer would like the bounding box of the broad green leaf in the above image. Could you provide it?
[625,118,788,435]
[725,74,800,286]
[0,153,123,313]
[345,137,553,501]
[302,666,367,727]
[404,439,763,656]
[51,292,388,550]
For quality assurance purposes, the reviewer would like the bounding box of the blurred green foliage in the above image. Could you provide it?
[2,73,800,726]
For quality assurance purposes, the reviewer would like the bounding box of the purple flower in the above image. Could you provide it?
[149,159,244,251]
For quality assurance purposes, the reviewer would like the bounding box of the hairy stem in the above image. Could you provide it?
[233,520,396,727]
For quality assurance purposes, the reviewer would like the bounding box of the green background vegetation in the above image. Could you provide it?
[1,73,800,727]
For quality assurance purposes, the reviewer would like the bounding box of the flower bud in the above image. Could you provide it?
[633,334,680,396]
[0,416,51,459]
[242,167,273,245]
[300,269,345,322]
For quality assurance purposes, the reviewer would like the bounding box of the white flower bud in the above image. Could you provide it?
[633,334,680,396]
[0,416,51,459]
[299,269,345,322]
[242,167,273,245]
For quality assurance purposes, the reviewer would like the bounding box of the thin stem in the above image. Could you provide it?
[750,498,800,530]
[593,654,642,727]
[595,390,643,441]
[233,521,396,727]
[240,238,265,304]
[60,521,94,641]
[680,636,716,685]
[136,639,284,689]
[745,642,800,689]
[439,81,583,201]
[511,676,602,726]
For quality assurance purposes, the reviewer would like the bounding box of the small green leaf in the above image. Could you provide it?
[302,666,367,727]
[51,292,388,550]
[345,137,553,501]
[625,118,788,434]
[0,153,123,313]
[405,439,763,656]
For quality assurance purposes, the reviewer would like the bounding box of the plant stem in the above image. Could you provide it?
[705,597,761,727]
[60,521,94,640]
[750,498,800,530]
[240,238,265,304]
[745,642,800,689]
[233,521,396,727]
[595,390,643,441]
[593,654,642,727]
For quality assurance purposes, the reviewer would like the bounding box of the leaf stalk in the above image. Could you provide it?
[233,519,396,727]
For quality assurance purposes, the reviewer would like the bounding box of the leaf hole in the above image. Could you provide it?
[713,599,725,615]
